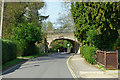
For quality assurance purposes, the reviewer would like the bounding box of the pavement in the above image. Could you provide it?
[2,53,73,78]
[69,54,120,79]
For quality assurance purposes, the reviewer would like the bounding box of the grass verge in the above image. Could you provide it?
[2,58,25,69]
[18,53,53,58]
[1,53,52,70]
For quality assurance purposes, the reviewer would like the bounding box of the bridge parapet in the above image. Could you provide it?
[46,32,80,54]
[47,32,75,44]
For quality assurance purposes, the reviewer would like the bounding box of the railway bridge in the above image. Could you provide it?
[47,31,80,54]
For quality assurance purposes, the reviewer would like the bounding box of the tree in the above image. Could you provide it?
[26,2,44,23]
[47,21,53,31]
[57,13,74,32]
[42,21,53,32]
[71,2,120,50]
[2,2,48,39]
[56,2,75,32]
[12,23,42,56]
[2,2,26,39]
[25,2,49,26]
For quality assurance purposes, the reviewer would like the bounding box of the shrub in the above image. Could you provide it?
[34,46,40,54]
[49,48,57,52]
[80,46,97,64]
[22,45,40,56]
[12,23,43,56]
[113,38,120,50]
[2,39,17,64]
[15,41,25,56]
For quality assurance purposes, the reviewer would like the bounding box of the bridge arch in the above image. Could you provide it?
[47,32,81,54]
[49,38,80,53]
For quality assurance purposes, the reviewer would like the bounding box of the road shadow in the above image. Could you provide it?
[2,60,28,75]
[2,53,71,75]
[28,53,70,62]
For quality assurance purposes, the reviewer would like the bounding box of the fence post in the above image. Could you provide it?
[96,50,98,63]
[104,51,107,69]
[116,50,118,69]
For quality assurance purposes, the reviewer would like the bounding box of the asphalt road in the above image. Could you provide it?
[2,53,73,78]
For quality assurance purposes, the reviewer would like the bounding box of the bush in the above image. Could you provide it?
[80,46,97,64]
[113,38,120,50]
[12,23,43,56]
[22,45,40,56]
[15,41,24,57]
[50,48,57,52]
[2,39,17,64]
[34,46,40,54]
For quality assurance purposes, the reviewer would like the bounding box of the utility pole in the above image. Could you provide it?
[0,0,4,39]
[0,0,4,77]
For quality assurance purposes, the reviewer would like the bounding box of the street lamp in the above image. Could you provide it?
[67,44,70,53]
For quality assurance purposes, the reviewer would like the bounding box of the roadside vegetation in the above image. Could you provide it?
[2,59,25,69]
[80,46,97,64]
[1,2,51,68]
[2,2,120,70]
[2,39,17,64]
[71,2,120,64]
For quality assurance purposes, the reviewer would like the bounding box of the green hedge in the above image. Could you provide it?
[2,39,17,64]
[80,46,97,64]
[22,45,40,56]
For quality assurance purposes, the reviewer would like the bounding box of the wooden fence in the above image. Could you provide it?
[96,50,118,69]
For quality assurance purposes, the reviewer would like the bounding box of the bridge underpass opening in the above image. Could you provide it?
[49,38,80,53]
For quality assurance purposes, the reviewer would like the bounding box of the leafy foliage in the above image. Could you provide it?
[94,30,118,50]
[3,2,47,39]
[2,39,17,64]
[42,21,53,32]
[80,46,97,64]
[3,2,26,39]
[56,12,75,32]
[12,23,43,56]
[25,2,45,24]
[113,37,120,50]
[2,2,49,56]
[86,27,96,45]
[71,2,120,50]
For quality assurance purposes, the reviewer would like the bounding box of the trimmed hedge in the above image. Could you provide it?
[2,39,17,64]
[80,46,97,64]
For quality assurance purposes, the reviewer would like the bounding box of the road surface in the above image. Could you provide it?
[2,53,73,78]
